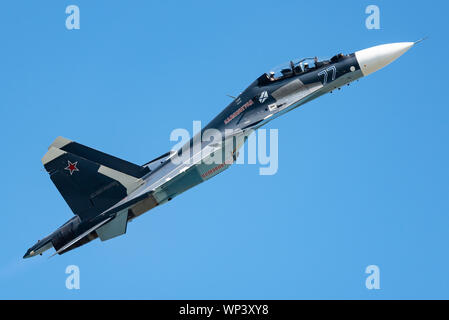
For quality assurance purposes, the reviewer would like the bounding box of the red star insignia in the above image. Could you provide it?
[64,160,79,175]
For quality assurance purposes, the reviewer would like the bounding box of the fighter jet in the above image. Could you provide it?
[24,41,419,258]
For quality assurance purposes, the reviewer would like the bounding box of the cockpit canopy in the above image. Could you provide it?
[257,53,347,86]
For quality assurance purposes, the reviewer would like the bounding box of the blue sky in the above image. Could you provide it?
[1,0,448,299]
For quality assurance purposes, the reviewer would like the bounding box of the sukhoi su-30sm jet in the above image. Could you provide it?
[24,41,420,258]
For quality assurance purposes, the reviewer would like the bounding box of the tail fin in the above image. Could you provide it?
[42,137,149,221]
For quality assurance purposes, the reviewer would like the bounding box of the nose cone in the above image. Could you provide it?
[355,42,414,76]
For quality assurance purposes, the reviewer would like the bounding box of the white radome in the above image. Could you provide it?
[355,42,414,76]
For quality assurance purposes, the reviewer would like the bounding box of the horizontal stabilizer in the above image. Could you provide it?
[51,216,113,257]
